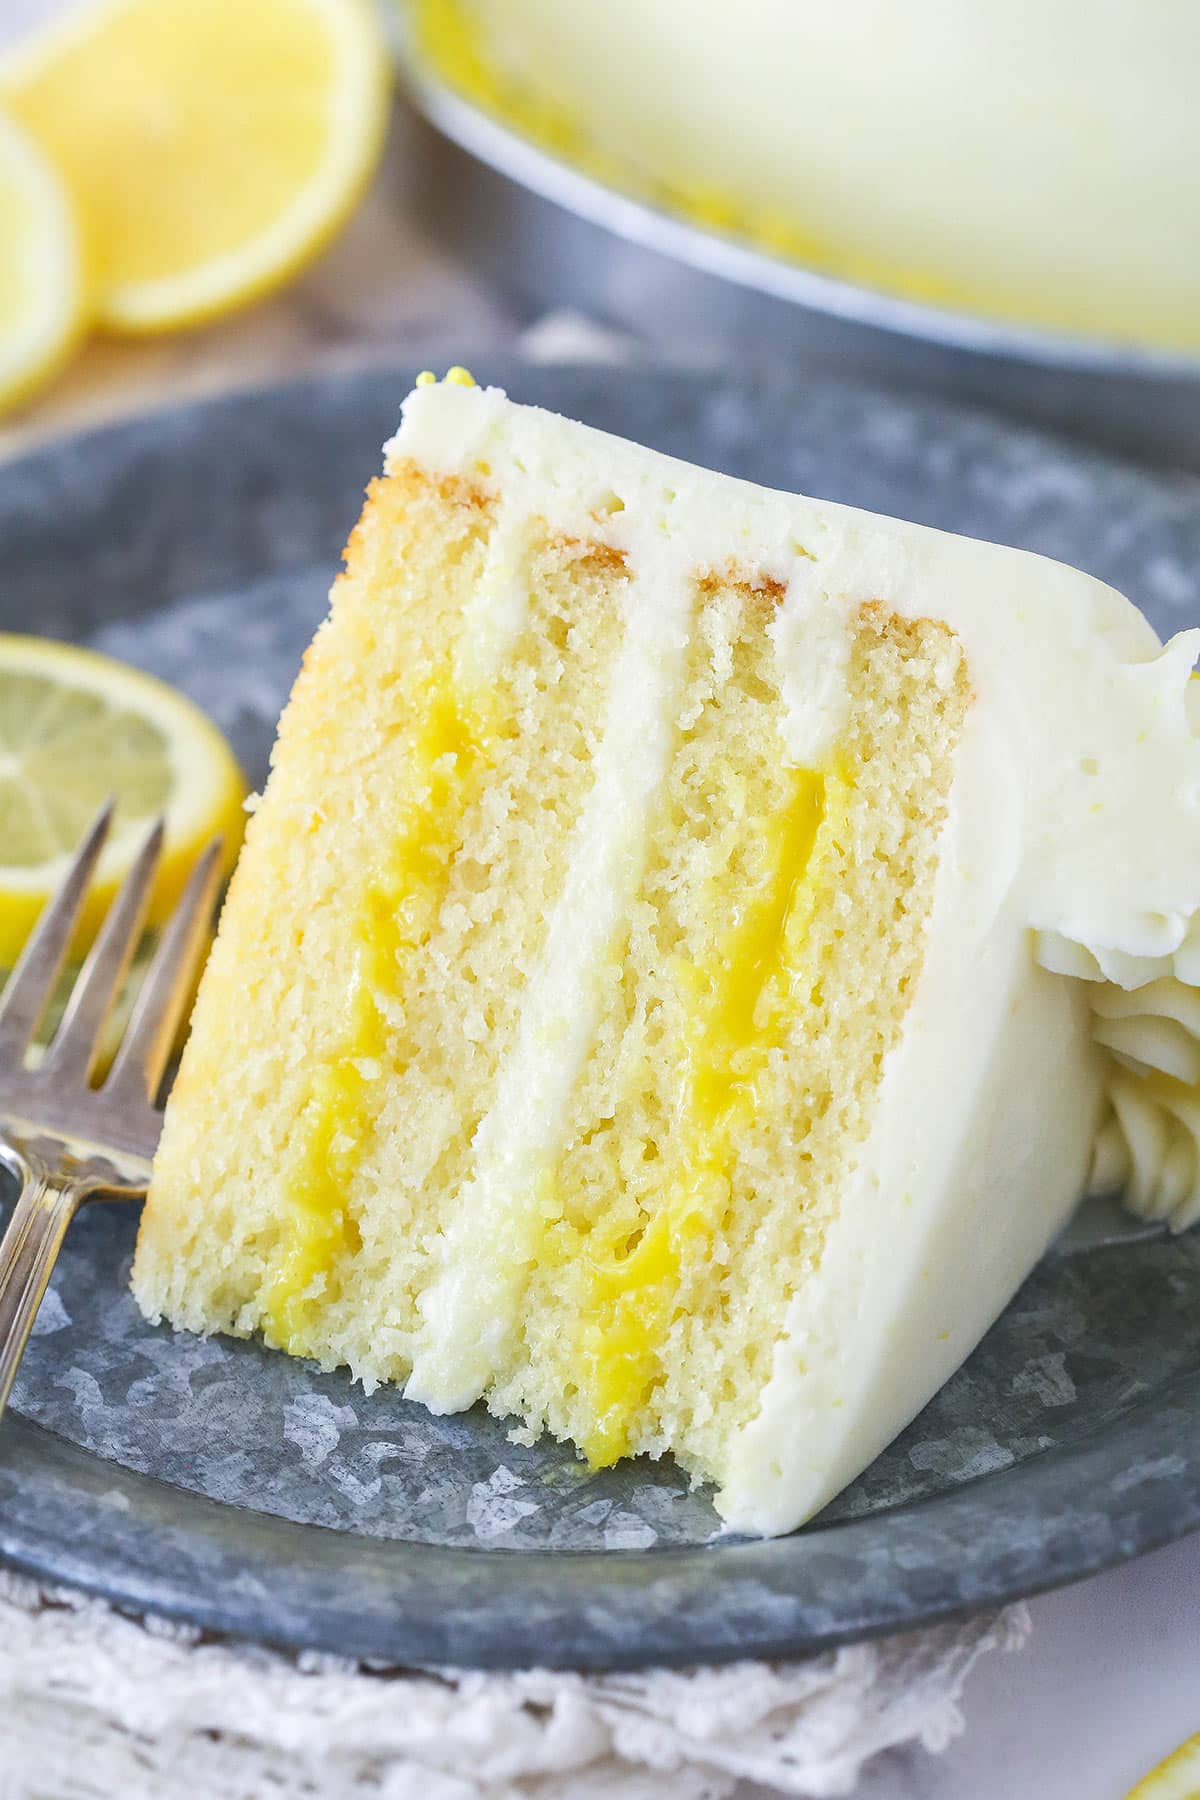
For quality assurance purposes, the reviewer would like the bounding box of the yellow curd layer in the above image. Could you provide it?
[575,763,850,1466]
[262,678,494,1351]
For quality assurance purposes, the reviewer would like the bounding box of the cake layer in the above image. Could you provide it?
[415,0,1200,352]
[482,600,970,1488]
[134,465,628,1366]
[135,378,1200,1535]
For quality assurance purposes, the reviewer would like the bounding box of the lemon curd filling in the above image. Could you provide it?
[262,675,494,1351]
[572,762,848,1466]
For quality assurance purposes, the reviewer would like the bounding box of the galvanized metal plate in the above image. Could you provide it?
[1,360,1198,1668]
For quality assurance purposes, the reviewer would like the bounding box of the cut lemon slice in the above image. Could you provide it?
[2,0,389,335]
[0,636,246,968]
[0,104,84,414]
[1126,1733,1200,1799]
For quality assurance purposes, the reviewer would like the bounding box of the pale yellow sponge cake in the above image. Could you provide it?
[134,374,1200,1536]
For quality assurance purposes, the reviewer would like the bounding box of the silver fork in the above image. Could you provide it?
[0,804,222,1420]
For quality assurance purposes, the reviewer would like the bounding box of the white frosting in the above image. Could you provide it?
[768,587,851,766]
[453,492,533,686]
[1033,935,1200,1234]
[447,0,1200,351]
[386,381,1200,1530]
[407,536,695,1409]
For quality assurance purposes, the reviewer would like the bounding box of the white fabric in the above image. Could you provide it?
[0,1571,1027,1799]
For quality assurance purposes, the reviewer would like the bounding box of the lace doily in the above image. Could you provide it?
[0,1571,1026,1799]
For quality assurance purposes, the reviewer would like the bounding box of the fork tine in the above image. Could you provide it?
[0,801,114,1061]
[106,836,223,1102]
[44,818,165,1083]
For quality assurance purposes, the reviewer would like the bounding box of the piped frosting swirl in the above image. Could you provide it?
[1036,919,1200,1231]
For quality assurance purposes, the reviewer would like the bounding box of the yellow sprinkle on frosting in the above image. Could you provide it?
[415,366,477,390]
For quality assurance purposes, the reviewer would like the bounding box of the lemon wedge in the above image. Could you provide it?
[2,0,389,335]
[1126,1733,1200,1799]
[0,104,84,414]
[0,636,246,968]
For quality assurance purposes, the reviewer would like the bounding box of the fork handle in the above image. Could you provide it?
[0,1154,92,1420]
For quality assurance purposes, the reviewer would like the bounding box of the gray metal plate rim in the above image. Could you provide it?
[4,1366,1200,1670]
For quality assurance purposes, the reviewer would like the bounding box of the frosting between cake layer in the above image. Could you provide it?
[406,521,697,1411]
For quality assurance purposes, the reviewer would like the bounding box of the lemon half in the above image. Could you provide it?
[0,636,246,967]
[2,0,389,335]
[0,105,84,414]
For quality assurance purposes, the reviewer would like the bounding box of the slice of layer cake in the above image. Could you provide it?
[133,372,1200,1536]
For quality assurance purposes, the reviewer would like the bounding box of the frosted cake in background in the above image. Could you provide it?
[413,0,1200,353]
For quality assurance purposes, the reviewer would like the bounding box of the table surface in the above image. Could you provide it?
[857,1535,1200,1799]
[4,6,1199,1796]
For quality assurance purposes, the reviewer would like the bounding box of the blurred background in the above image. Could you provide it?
[3,0,1198,463]
[0,0,514,450]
